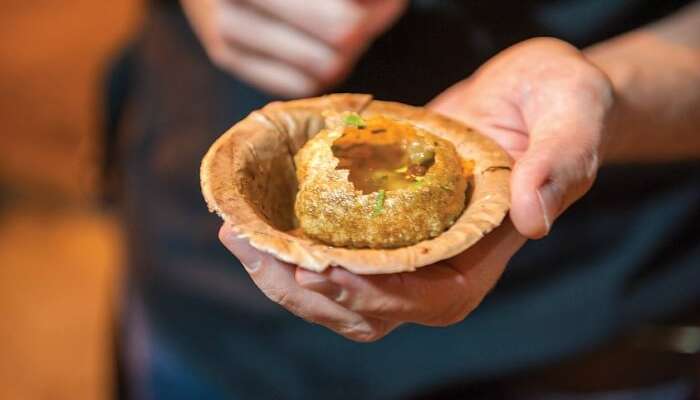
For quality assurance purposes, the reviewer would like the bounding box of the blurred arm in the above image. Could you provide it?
[585,1,700,163]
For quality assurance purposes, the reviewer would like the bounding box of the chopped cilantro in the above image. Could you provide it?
[372,189,385,217]
[343,113,366,128]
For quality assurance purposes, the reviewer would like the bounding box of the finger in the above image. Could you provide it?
[218,3,342,82]
[208,43,317,97]
[444,218,526,297]
[241,0,364,48]
[297,220,526,326]
[511,86,611,238]
[219,225,399,341]
[296,264,468,326]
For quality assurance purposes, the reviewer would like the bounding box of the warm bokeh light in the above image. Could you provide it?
[0,1,142,399]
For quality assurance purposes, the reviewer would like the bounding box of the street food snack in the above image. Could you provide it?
[294,112,468,248]
[201,94,511,274]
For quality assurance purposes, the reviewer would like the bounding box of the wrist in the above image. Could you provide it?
[583,41,636,166]
[584,25,700,164]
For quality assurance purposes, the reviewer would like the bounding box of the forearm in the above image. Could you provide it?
[584,2,700,164]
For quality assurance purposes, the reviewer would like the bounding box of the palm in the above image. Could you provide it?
[429,82,529,161]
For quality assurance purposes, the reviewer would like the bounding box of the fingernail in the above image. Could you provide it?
[536,182,562,235]
[297,271,344,301]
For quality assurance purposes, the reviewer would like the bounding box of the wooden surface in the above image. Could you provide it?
[0,1,141,399]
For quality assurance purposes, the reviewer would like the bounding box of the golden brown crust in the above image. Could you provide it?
[200,94,511,274]
[294,117,467,248]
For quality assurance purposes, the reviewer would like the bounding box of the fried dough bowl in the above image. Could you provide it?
[201,94,511,274]
[295,113,468,248]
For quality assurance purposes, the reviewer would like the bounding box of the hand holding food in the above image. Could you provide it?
[430,37,614,238]
[202,37,615,342]
[202,93,516,341]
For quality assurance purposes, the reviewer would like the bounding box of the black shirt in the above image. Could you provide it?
[117,1,699,398]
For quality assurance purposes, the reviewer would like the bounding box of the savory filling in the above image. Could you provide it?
[331,114,436,194]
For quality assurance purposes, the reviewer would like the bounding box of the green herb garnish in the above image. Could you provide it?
[372,189,385,217]
[411,177,426,188]
[343,113,366,128]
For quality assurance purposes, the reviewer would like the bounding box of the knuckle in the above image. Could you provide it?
[583,63,614,94]
[347,327,384,343]
[580,146,600,181]
[217,225,230,245]
[459,296,481,320]
[570,64,614,109]
[326,268,358,287]
[264,287,314,321]
[425,307,465,327]
[212,12,234,42]
[525,37,574,50]
[273,289,290,306]
[263,286,293,308]
[423,314,458,327]
[338,320,385,343]
[340,286,411,318]
[368,296,406,316]
[455,288,480,321]
[352,331,384,343]
[425,295,478,327]
[281,43,322,68]
[322,24,357,49]
[567,145,599,198]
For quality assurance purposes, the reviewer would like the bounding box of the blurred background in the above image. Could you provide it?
[0,1,142,398]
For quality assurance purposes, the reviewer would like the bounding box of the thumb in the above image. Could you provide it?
[510,114,602,239]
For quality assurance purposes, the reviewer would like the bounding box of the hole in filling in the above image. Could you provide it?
[331,116,436,194]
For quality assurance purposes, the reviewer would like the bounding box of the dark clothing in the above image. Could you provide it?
[114,1,700,399]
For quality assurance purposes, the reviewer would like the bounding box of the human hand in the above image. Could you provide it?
[220,219,525,342]
[430,37,614,238]
[181,0,407,97]
[218,37,613,342]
